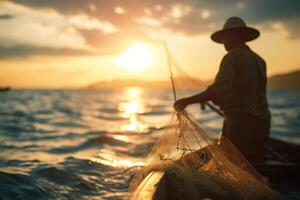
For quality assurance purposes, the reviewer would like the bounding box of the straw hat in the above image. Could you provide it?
[211,17,260,43]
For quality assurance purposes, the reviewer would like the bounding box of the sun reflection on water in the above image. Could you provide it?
[111,134,130,143]
[119,101,143,118]
[91,149,145,168]
[92,157,144,168]
[118,87,148,132]
[91,87,148,169]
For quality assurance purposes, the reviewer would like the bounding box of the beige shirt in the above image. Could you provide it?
[208,44,270,119]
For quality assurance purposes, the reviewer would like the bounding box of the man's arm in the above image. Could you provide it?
[174,52,236,112]
[174,89,215,112]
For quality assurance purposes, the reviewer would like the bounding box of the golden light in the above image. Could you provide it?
[111,134,130,143]
[92,157,144,168]
[118,87,148,132]
[119,101,143,118]
[91,150,144,168]
[118,87,144,118]
[117,43,154,71]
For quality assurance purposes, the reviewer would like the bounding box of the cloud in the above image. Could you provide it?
[2,0,300,59]
[13,0,300,35]
[228,0,300,38]
[267,17,300,39]
[0,14,15,20]
[0,45,95,59]
[0,1,118,58]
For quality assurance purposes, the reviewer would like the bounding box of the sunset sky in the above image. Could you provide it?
[0,0,300,88]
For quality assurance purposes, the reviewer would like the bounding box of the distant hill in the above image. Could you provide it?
[87,77,211,89]
[88,70,300,89]
[268,70,300,89]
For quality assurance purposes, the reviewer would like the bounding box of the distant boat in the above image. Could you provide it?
[0,86,11,92]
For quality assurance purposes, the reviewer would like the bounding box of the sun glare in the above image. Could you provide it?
[117,43,154,71]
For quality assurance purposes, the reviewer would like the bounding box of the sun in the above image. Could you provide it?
[117,43,154,71]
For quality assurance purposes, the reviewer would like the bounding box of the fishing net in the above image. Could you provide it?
[128,44,280,200]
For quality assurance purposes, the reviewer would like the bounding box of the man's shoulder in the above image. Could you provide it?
[251,51,266,65]
[222,47,243,60]
[228,46,249,57]
[224,46,266,65]
[221,50,236,64]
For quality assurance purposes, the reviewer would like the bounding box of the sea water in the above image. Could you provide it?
[0,88,299,199]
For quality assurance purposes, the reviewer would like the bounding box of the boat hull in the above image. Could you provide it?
[129,138,300,200]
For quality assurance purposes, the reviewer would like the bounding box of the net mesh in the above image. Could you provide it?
[128,43,280,200]
[129,111,279,199]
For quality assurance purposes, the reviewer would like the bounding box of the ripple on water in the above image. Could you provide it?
[0,171,50,200]
[0,89,299,199]
[48,135,129,154]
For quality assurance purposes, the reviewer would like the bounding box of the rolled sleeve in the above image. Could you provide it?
[208,52,236,104]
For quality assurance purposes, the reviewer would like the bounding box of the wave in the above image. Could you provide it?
[97,114,125,121]
[0,171,50,200]
[0,89,299,200]
[139,110,171,116]
[48,135,129,154]
[32,166,86,186]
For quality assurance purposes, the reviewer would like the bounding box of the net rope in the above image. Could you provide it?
[128,42,280,200]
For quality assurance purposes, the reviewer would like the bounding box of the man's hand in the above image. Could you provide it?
[174,98,188,112]
[173,90,214,112]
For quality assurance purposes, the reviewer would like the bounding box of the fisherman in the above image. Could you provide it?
[174,17,270,162]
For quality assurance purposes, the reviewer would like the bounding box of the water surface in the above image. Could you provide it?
[0,88,299,199]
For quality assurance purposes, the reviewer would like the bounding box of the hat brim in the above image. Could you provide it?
[211,26,260,43]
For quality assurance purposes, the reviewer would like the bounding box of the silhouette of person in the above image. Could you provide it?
[174,17,270,162]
